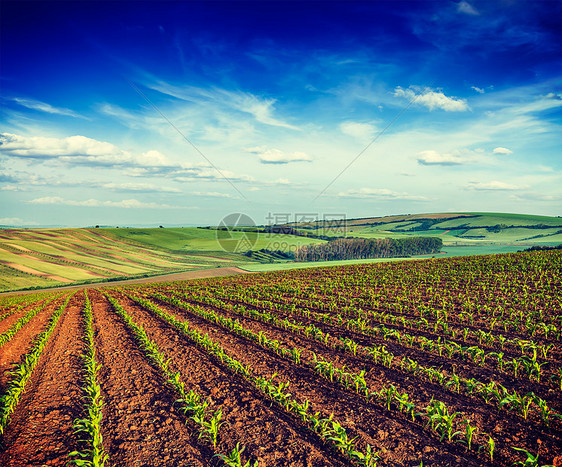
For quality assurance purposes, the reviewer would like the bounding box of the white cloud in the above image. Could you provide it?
[0,133,182,170]
[493,147,513,155]
[471,86,485,94]
[466,181,529,191]
[0,217,39,226]
[244,146,313,164]
[28,196,176,209]
[12,97,87,119]
[457,1,479,16]
[0,133,122,159]
[394,86,469,111]
[1,185,21,191]
[510,192,562,201]
[189,169,256,182]
[338,187,429,200]
[147,80,299,130]
[340,121,377,140]
[100,182,181,193]
[417,150,466,165]
[190,191,236,199]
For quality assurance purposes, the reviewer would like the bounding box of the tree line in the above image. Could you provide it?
[295,237,443,262]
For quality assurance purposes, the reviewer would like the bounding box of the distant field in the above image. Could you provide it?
[0,229,242,292]
[297,212,562,246]
[105,227,324,252]
[1,212,559,292]
[0,227,325,292]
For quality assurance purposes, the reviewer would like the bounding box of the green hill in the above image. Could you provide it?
[289,212,562,246]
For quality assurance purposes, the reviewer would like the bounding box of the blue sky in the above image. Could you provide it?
[1,0,561,227]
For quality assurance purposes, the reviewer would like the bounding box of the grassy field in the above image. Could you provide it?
[0,228,244,292]
[1,212,559,292]
[300,212,562,245]
[104,227,324,252]
[0,227,325,292]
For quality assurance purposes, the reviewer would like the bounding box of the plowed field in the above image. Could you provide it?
[0,250,560,466]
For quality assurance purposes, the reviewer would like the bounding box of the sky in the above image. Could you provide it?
[0,0,561,227]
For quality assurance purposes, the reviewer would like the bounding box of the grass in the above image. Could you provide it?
[104,227,324,252]
[238,244,529,272]
[2,212,559,292]
[0,228,240,292]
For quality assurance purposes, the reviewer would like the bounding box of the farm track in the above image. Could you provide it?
[0,297,60,393]
[0,293,82,466]
[107,291,350,467]
[87,289,209,467]
[141,291,487,467]
[164,291,562,465]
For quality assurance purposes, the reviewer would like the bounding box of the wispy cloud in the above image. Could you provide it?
[338,187,429,200]
[0,217,39,226]
[12,97,87,119]
[190,191,237,199]
[28,196,178,209]
[145,80,300,130]
[471,86,485,94]
[457,1,479,16]
[339,121,377,140]
[244,146,313,164]
[394,86,470,111]
[493,147,513,155]
[99,182,181,193]
[466,181,529,191]
[417,150,467,166]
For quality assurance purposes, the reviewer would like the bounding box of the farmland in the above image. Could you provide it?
[0,249,560,466]
[0,228,245,292]
[1,212,561,293]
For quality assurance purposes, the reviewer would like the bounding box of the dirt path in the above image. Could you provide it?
[88,290,209,466]
[0,293,82,467]
[0,267,251,297]
[108,291,349,466]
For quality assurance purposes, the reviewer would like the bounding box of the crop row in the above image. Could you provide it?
[194,285,559,360]
[123,291,379,466]
[104,293,259,467]
[193,251,561,334]
[0,293,73,435]
[0,293,62,347]
[158,287,559,424]
[69,291,109,467]
[142,289,560,465]
[237,288,554,387]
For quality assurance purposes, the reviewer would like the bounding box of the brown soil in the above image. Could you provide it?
[164,289,561,465]
[0,297,62,393]
[104,291,349,466]
[0,293,82,466]
[142,290,484,467]
[87,290,211,466]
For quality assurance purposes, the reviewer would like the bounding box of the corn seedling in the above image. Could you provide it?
[69,291,109,467]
